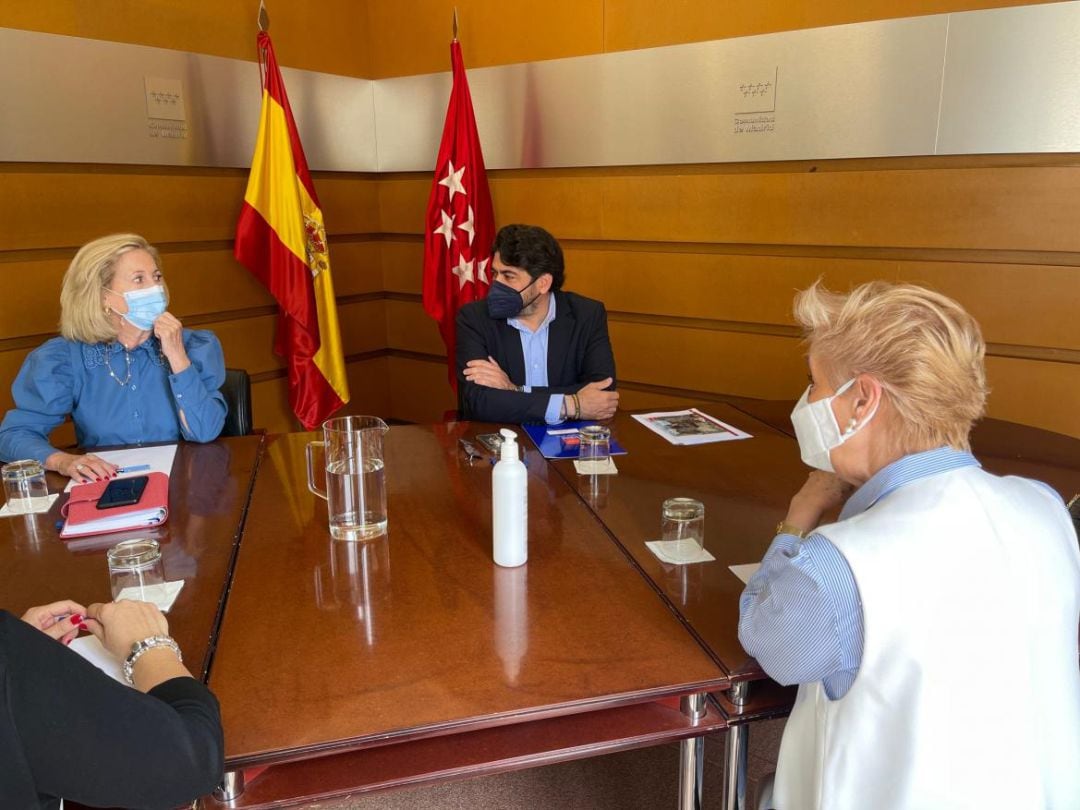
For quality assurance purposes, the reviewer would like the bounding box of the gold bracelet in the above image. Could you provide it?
[776,521,809,539]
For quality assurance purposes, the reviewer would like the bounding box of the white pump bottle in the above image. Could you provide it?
[492,428,528,567]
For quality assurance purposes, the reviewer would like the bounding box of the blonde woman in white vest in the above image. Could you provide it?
[739,281,1080,810]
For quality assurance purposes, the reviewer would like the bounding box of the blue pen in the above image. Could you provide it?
[116,464,151,474]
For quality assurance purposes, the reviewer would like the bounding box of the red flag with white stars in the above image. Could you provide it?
[422,39,495,391]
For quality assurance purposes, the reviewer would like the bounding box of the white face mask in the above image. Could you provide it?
[789,378,878,472]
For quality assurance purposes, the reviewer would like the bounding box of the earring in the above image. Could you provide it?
[843,417,858,436]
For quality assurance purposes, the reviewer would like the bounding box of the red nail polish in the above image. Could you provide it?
[64,638,71,646]
[78,623,89,631]
[70,614,83,624]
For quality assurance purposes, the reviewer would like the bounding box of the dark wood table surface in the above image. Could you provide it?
[206,423,728,799]
[547,398,1080,703]
[0,435,264,679]
[545,402,807,684]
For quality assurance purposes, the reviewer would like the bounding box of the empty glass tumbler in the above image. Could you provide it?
[2,460,49,514]
[661,498,705,561]
[107,538,165,600]
[578,425,611,473]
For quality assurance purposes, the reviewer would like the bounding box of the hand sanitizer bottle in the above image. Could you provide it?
[492,428,527,567]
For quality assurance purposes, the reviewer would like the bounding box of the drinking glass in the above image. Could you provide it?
[661,498,705,561]
[578,425,611,473]
[2,460,49,514]
[107,538,165,600]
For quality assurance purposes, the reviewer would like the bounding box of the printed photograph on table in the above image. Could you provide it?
[632,409,753,446]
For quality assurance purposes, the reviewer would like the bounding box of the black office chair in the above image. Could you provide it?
[219,368,254,437]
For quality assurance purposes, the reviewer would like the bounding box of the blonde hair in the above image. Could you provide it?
[794,280,987,452]
[59,234,167,343]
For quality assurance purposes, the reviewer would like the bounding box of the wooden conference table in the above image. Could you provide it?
[5,409,1075,810]
[547,399,1080,810]
[204,425,728,808]
[0,435,263,680]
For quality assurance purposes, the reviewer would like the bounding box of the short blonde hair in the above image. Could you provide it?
[59,234,167,343]
[794,280,987,452]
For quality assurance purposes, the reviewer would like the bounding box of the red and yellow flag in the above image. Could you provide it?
[235,31,349,430]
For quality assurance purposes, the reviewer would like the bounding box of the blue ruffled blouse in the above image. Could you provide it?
[0,330,227,465]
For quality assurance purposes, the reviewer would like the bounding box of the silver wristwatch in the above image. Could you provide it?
[122,635,182,685]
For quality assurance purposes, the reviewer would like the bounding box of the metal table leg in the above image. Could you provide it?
[722,682,749,810]
[214,770,245,802]
[678,692,708,810]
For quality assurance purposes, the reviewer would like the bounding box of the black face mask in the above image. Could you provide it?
[486,277,540,319]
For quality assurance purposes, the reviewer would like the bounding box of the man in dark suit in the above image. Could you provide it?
[456,224,619,424]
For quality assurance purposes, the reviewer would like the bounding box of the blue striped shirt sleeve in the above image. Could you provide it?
[738,531,863,699]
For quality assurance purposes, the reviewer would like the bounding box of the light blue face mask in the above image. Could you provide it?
[107,285,167,330]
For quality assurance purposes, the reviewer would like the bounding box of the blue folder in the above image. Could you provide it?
[522,421,628,459]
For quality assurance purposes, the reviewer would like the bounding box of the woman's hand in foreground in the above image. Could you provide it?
[86,600,192,691]
[785,471,854,534]
[20,599,88,645]
[85,600,169,661]
[47,451,118,483]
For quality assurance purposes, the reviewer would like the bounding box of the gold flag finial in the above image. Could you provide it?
[452,7,459,40]
[258,1,270,32]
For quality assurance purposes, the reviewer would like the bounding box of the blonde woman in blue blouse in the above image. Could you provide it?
[0,234,226,482]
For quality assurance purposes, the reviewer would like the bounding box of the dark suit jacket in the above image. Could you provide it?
[455,291,616,423]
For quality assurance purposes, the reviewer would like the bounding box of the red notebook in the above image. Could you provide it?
[59,472,170,539]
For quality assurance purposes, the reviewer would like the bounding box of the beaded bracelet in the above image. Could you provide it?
[122,635,182,686]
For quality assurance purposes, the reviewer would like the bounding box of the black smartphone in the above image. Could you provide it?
[96,475,149,510]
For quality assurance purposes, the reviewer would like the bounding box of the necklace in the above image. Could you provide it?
[105,344,133,387]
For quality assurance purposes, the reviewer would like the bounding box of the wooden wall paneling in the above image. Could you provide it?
[251,378,300,436]
[246,358,393,436]
[603,0,1058,54]
[385,300,446,356]
[609,321,806,400]
[0,1,373,78]
[489,176,608,241]
[160,248,273,318]
[377,174,610,240]
[0,168,378,252]
[337,300,389,357]
[615,387,707,412]
[565,250,1080,352]
[340,356,393,421]
[0,257,66,341]
[315,174,382,235]
[0,168,249,250]
[984,356,1080,438]
[387,355,456,424]
[209,315,283,377]
[377,178,436,234]
[598,168,1080,250]
[328,240,385,297]
[366,0,605,78]
[380,239,424,294]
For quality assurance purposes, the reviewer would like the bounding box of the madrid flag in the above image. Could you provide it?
[235,31,349,429]
[422,39,495,390]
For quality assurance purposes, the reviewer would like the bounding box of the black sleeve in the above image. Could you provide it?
[455,308,552,423]
[521,301,617,397]
[0,611,224,809]
[579,302,617,388]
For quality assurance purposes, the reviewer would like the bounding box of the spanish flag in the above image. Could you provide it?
[235,31,349,430]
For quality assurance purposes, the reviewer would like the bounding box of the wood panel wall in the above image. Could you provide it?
[2,0,1077,440]
[378,156,1080,437]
